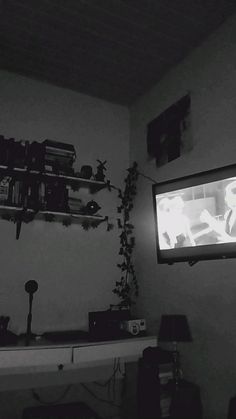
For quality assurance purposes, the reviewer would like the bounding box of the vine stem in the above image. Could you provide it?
[137,171,158,184]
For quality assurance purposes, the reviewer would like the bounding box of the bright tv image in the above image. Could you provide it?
[152,164,236,264]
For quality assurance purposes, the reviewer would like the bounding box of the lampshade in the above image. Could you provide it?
[158,315,192,343]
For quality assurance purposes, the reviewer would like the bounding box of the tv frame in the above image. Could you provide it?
[152,163,236,265]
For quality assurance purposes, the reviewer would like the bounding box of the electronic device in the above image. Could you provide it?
[89,309,131,341]
[120,319,146,336]
[152,163,236,264]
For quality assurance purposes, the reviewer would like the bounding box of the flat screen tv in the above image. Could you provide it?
[152,163,236,264]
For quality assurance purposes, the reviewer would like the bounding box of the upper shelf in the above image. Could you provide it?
[0,165,107,193]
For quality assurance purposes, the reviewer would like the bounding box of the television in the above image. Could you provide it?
[152,163,236,264]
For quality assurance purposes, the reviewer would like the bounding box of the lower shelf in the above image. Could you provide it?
[0,205,107,238]
[36,210,106,225]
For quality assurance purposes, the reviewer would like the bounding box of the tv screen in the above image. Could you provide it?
[152,164,236,264]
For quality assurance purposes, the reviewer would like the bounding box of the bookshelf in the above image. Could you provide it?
[0,137,110,238]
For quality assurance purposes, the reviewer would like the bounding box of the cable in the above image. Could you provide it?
[94,358,121,388]
[31,385,72,405]
[31,359,124,411]
[108,358,116,403]
[138,171,158,184]
[81,358,124,409]
[112,358,121,402]
[81,383,121,409]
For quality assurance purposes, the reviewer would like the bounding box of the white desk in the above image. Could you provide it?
[0,336,157,391]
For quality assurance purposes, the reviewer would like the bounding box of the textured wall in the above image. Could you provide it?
[130,13,236,419]
[0,70,129,334]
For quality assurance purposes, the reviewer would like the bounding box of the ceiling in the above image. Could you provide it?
[0,0,235,106]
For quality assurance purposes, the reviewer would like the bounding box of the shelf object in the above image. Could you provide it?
[0,135,110,238]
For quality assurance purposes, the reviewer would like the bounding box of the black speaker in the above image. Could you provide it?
[89,309,131,340]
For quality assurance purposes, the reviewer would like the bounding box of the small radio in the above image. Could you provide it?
[120,319,146,336]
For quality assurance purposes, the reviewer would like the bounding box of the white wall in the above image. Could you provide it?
[0,70,130,334]
[130,13,236,419]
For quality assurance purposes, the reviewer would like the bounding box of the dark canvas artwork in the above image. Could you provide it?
[147,94,192,166]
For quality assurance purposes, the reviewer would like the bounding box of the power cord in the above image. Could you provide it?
[81,383,121,409]
[81,358,124,409]
[31,359,125,414]
[31,385,72,405]
[94,358,120,387]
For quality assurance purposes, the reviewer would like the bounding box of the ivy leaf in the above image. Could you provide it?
[117,218,122,229]
[107,223,114,231]
[44,213,55,222]
[118,190,123,199]
[119,232,126,240]
[2,213,12,221]
[82,220,91,230]
[62,218,71,227]
[91,221,100,229]
[126,223,134,229]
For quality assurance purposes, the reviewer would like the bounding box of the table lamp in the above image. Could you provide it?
[158,314,192,387]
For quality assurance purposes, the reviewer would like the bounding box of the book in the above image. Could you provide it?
[43,139,76,155]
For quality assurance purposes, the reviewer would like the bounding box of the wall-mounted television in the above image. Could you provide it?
[152,163,236,264]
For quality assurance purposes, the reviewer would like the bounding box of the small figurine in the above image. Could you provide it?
[94,160,107,182]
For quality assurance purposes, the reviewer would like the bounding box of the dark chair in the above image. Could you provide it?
[22,402,101,419]
[168,380,203,419]
[228,396,236,419]
[137,351,162,419]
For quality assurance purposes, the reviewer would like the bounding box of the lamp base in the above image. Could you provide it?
[172,349,182,388]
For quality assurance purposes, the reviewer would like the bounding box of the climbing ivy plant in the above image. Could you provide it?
[112,162,139,307]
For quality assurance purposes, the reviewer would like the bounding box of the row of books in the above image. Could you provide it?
[0,177,97,215]
[0,136,76,175]
[0,177,50,209]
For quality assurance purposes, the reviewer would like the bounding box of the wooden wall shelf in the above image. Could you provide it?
[0,137,110,238]
[0,165,107,193]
